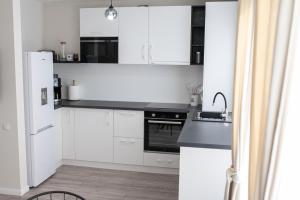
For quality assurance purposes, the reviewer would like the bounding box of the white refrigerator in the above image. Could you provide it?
[24,52,56,187]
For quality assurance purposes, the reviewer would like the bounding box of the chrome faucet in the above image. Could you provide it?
[212,92,228,118]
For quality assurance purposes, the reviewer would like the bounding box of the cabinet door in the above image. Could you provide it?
[114,110,144,138]
[114,137,143,165]
[149,6,191,65]
[62,108,75,160]
[80,8,118,37]
[54,109,63,166]
[118,7,149,64]
[202,2,238,112]
[74,108,113,163]
[179,147,231,200]
[144,152,179,168]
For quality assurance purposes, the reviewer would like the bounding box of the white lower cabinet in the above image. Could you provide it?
[144,152,179,168]
[114,137,143,165]
[62,108,75,160]
[114,110,144,138]
[179,147,231,200]
[113,110,144,165]
[61,108,177,171]
[74,108,113,163]
[54,109,63,166]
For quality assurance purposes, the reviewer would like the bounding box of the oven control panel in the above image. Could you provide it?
[144,111,187,120]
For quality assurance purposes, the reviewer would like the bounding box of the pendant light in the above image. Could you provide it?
[105,0,117,20]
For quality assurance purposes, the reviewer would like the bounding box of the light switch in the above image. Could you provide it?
[2,123,11,131]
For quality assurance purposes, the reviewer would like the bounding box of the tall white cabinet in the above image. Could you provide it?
[118,7,149,64]
[149,6,191,65]
[202,2,238,112]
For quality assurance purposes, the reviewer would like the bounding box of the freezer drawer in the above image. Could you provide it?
[29,126,56,187]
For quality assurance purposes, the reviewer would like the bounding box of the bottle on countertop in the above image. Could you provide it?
[60,41,67,61]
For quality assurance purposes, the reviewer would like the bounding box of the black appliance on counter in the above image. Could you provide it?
[53,74,62,104]
[144,111,187,153]
[80,37,118,63]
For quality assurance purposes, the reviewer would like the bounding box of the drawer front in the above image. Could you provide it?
[144,152,179,168]
[114,137,143,165]
[114,110,144,138]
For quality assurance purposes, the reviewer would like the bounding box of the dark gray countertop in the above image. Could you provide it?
[177,117,232,150]
[54,99,190,113]
[54,99,231,150]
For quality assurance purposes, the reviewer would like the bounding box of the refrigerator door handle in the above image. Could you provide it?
[36,125,54,134]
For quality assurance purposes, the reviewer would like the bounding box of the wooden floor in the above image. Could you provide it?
[0,165,179,200]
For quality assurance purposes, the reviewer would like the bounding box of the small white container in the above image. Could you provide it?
[68,80,80,101]
[67,54,74,61]
[190,94,199,107]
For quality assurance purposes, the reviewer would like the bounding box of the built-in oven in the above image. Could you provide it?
[144,111,187,153]
[80,37,118,63]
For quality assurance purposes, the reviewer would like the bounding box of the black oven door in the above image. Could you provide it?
[80,37,118,63]
[144,119,184,153]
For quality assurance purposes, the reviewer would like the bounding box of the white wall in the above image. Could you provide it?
[54,64,202,103]
[44,0,203,103]
[0,0,28,195]
[21,0,44,51]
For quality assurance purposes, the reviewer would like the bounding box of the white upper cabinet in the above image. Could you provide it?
[80,8,118,37]
[118,7,149,64]
[149,6,191,65]
[74,108,114,163]
[202,2,238,112]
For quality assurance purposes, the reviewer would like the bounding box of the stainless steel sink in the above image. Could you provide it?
[200,111,224,119]
[192,111,232,123]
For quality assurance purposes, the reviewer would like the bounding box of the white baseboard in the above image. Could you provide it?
[0,185,29,196]
[56,160,63,169]
[62,159,179,175]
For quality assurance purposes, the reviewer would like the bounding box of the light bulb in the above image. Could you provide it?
[105,5,117,20]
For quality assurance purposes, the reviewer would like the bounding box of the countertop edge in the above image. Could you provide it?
[177,142,231,150]
[54,100,191,113]
[56,104,147,111]
[55,100,231,151]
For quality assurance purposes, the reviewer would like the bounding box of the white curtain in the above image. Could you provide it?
[225,0,298,199]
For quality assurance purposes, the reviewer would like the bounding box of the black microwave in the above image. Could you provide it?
[80,37,118,63]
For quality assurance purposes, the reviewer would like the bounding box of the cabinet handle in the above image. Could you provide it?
[141,45,145,60]
[148,120,182,125]
[120,138,128,143]
[105,112,111,126]
[129,139,136,144]
[156,159,173,164]
[119,112,136,117]
[120,138,136,144]
[149,45,152,63]
[66,110,71,123]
